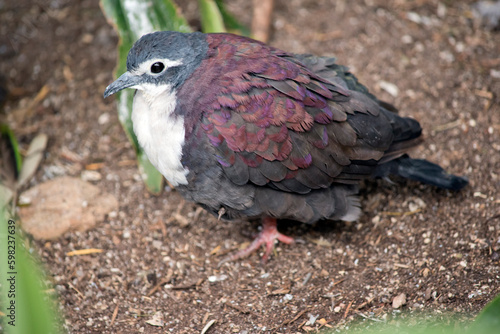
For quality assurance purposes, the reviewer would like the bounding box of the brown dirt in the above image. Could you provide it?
[1,0,499,333]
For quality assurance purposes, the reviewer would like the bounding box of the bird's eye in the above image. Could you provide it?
[150,62,165,74]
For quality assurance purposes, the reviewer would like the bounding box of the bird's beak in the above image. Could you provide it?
[103,72,141,98]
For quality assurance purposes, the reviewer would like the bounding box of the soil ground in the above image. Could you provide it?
[1,0,499,333]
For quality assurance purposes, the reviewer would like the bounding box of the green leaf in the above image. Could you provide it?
[0,124,22,211]
[0,183,13,210]
[100,0,192,193]
[215,0,250,36]
[138,151,164,195]
[198,0,226,33]
[470,293,500,334]
[0,123,22,179]
[0,210,60,334]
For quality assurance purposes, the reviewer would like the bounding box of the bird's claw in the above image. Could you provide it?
[218,217,294,266]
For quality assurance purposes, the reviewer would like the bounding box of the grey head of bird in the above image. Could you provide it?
[103,31,207,99]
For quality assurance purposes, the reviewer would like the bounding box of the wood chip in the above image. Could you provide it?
[331,278,346,287]
[269,287,290,295]
[172,212,190,227]
[432,119,462,132]
[210,245,221,255]
[117,159,136,166]
[308,236,332,247]
[356,297,375,310]
[311,31,343,41]
[60,147,83,163]
[11,84,50,123]
[147,279,169,297]
[224,302,259,316]
[474,89,493,99]
[85,162,105,170]
[481,58,500,67]
[317,318,333,329]
[110,304,119,326]
[282,308,308,325]
[343,300,354,319]
[68,282,84,299]
[66,248,103,256]
[171,280,202,290]
[202,312,210,325]
[473,192,488,199]
[381,209,421,216]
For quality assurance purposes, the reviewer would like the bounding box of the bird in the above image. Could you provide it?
[104,31,468,264]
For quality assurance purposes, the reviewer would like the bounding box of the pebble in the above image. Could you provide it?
[81,170,102,181]
[98,112,110,125]
[392,293,407,309]
[208,274,228,282]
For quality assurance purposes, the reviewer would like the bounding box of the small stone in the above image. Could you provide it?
[424,288,432,301]
[491,69,500,79]
[401,35,413,44]
[392,293,406,309]
[208,274,228,282]
[81,170,102,182]
[18,176,118,239]
[98,112,110,125]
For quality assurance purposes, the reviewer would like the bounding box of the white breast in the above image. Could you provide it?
[131,86,189,186]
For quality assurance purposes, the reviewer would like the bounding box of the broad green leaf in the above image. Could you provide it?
[215,0,250,36]
[198,0,226,33]
[470,293,500,334]
[100,0,192,193]
[0,184,13,209]
[0,210,59,334]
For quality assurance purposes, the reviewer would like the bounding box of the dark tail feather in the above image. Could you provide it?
[373,154,469,191]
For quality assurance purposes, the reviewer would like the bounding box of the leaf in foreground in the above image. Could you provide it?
[0,210,59,334]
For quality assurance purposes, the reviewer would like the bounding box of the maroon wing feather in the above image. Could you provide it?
[184,34,397,193]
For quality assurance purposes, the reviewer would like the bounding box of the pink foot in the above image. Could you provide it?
[219,217,294,266]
